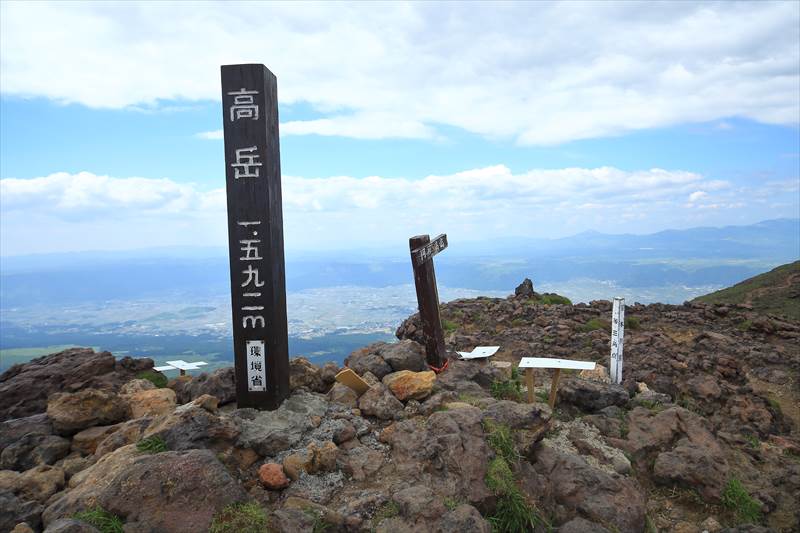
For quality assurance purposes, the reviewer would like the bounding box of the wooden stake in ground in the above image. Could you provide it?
[610,297,625,385]
[409,234,448,368]
[221,63,289,410]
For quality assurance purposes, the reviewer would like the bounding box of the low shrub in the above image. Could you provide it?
[539,293,572,306]
[136,370,168,388]
[580,318,611,333]
[625,316,641,330]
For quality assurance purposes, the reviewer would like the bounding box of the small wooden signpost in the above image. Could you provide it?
[519,357,596,408]
[221,63,289,410]
[409,234,448,368]
[610,297,625,385]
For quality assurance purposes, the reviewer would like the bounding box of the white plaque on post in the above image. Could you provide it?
[246,340,267,392]
[610,297,625,384]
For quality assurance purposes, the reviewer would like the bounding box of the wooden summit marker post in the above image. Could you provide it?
[409,234,448,369]
[221,64,289,410]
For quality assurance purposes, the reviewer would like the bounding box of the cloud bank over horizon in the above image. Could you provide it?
[2,1,798,145]
[2,166,796,256]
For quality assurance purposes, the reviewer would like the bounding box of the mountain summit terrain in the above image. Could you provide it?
[0,266,798,533]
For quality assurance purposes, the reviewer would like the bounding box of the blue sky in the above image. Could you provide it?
[1,1,798,256]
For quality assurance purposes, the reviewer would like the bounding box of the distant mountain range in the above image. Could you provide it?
[1,218,797,307]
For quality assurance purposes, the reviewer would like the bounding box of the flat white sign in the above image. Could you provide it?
[518,357,596,370]
[456,346,500,359]
[610,297,625,384]
[246,340,267,392]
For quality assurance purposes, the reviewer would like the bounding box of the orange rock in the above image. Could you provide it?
[258,462,289,489]
[382,370,436,401]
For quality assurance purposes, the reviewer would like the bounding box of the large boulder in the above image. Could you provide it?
[382,370,436,401]
[558,378,629,412]
[71,425,123,456]
[43,447,249,532]
[46,389,127,435]
[235,391,329,456]
[358,384,404,420]
[0,414,53,453]
[126,388,177,418]
[625,406,729,500]
[1,434,71,471]
[0,348,152,421]
[533,442,646,533]
[384,406,493,507]
[482,400,552,455]
[344,343,393,379]
[289,357,326,393]
[380,340,426,372]
[170,367,236,405]
[0,465,65,503]
[94,418,151,458]
[142,401,239,452]
[0,490,42,532]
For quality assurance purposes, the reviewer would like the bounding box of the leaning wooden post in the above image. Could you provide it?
[221,63,290,410]
[409,234,448,368]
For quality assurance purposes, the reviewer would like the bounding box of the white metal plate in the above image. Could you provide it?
[456,346,500,359]
[518,357,596,370]
[245,340,267,392]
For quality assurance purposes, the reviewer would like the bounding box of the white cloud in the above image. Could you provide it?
[5,165,795,256]
[688,191,708,203]
[2,2,798,144]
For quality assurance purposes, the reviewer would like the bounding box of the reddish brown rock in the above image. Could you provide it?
[259,462,290,490]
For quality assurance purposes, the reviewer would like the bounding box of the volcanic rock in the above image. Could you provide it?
[0,348,152,421]
[382,370,436,401]
[46,389,127,435]
[43,447,249,531]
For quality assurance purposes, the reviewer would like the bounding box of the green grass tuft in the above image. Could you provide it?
[625,316,641,330]
[744,434,760,449]
[484,421,519,464]
[373,501,400,524]
[442,319,458,333]
[510,318,527,328]
[491,373,523,402]
[210,502,270,533]
[136,370,168,388]
[136,435,168,454]
[721,478,762,525]
[580,318,611,333]
[443,497,462,511]
[73,507,124,533]
[737,320,753,332]
[539,293,572,305]
[485,457,547,532]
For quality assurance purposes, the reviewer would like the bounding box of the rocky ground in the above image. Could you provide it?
[1,279,798,533]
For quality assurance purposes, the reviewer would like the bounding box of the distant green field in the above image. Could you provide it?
[693,261,800,320]
[0,345,94,372]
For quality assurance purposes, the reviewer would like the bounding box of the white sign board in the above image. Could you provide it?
[246,340,267,392]
[154,360,208,372]
[456,346,500,360]
[610,297,625,384]
[518,357,596,370]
